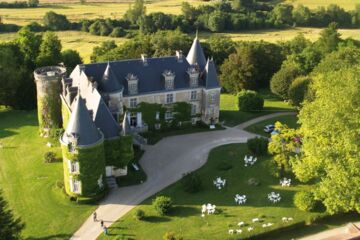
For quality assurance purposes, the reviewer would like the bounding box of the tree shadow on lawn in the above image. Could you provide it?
[27,233,72,240]
[143,215,171,223]
[168,205,199,218]
[0,110,38,129]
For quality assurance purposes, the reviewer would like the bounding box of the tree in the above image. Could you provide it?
[207,11,226,32]
[61,49,82,73]
[151,30,191,57]
[124,0,146,24]
[220,42,284,92]
[288,76,311,107]
[268,122,301,176]
[181,2,198,22]
[205,36,235,66]
[292,5,311,26]
[43,11,70,31]
[109,27,126,38]
[0,190,25,239]
[270,4,294,27]
[36,31,62,67]
[232,0,254,11]
[316,22,341,55]
[16,26,41,67]
[237,90,264,111]
[270,63,301,99]
[90,40,117,62]
[153,196,172,216]
[292,66,360,214]
[28,0,39,7]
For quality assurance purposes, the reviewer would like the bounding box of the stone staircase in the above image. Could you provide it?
[106,177,118,189]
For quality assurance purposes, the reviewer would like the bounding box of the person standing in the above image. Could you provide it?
[100,220,104,228]
[103,225,108,235]
[93,212,97,222]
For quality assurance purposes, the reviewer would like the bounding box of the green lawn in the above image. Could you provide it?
[98,143,325,240]
[220,91,295,127]
[0,108,96,239]
[244,114,299,137]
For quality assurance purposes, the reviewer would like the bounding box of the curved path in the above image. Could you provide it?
[71,112,295,240]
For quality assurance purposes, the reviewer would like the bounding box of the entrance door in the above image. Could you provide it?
[130,112,137,127]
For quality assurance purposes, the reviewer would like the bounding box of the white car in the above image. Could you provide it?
[264,124,275,133]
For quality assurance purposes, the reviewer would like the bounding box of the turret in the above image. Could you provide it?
[59,93,107,200]
[34,66,66,137]
[186,33,206,69]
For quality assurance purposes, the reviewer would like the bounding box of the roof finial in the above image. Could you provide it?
[195,29,198,39]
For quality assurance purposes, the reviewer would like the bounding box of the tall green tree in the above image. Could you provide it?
[43,11,70,31]
[16,26,41,67]
[61,49,82,73]
[0,190,25,239]
[36,31,62,67]
[270,63,302,99]
[124,0,146,24]
[316,22,341,55]
[293,66,360,214]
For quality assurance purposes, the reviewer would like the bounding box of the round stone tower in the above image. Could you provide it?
[34,66,66,136]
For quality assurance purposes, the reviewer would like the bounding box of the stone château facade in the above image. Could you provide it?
[33,36,221,200]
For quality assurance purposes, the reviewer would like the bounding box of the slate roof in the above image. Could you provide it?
[205,58,220,89]
[76,73,120,139]
[186,37,207,69]
[100,62,123,93]
[79,37,220,96]
[62,93,103,146]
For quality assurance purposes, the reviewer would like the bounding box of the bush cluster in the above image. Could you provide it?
[134,209,145,220]
[294,191,317,212]
[181,172,202,193]
[153,196,173,216]
[44,151,56,163]
[237,90,264,111]
[247,137,268,156]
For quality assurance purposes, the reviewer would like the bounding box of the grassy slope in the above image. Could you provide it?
[98,143,322,240]
[244,114,299,137]
[0,109,96,239]
[285,0,360,10]
[220,91,294,127]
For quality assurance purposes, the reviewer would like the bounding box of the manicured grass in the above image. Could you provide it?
[244,114,299,137]
[0,108,96,239]
[116,146,147,187]
[220,91,295,127]
[98,143,324,240]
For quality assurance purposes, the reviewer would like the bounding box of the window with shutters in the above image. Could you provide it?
[69,177,81,194]
[166,94,173,104]
[68,160,79,174]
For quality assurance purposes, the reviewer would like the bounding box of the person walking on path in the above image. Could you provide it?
[100,220,104,228]
[93,212,97,222]
[103,225,108,235]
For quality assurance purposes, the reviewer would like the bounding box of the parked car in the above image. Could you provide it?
[264,124,275,133]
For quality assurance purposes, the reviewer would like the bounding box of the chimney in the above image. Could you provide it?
[141,54,148,66]
[176,50,183,63]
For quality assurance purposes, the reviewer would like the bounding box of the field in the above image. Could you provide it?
[98,143,324,240]
[0,0,209,26]
[220,91,295,127]
[1,27,360,63]
[0,109,96,239]
[285,0,360,10]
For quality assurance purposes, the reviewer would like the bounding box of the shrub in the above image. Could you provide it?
[153,196,172,216]
[237,90,264,111]
[270,64,302,99]
[43,11,70,31]
[56,180,64,189]
[110,27,126,38]
[44,151,56,163]
[163,232,183,240]
[181,172,202,193]
[216,160,233,171]
[247,137,268,155]
[134,209,145,220]
[294,191,316,212]
[288,76,311,107]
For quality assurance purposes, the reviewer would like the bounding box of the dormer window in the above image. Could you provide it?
[163,70,175,90]
[187,67,199,88]
[126,73,138,95]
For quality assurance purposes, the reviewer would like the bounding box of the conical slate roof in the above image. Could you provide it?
[63,94,102,146]
[205,58,220,89]
[100,62,122,93]
[121,111,131,136]
[186,36,206,69]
